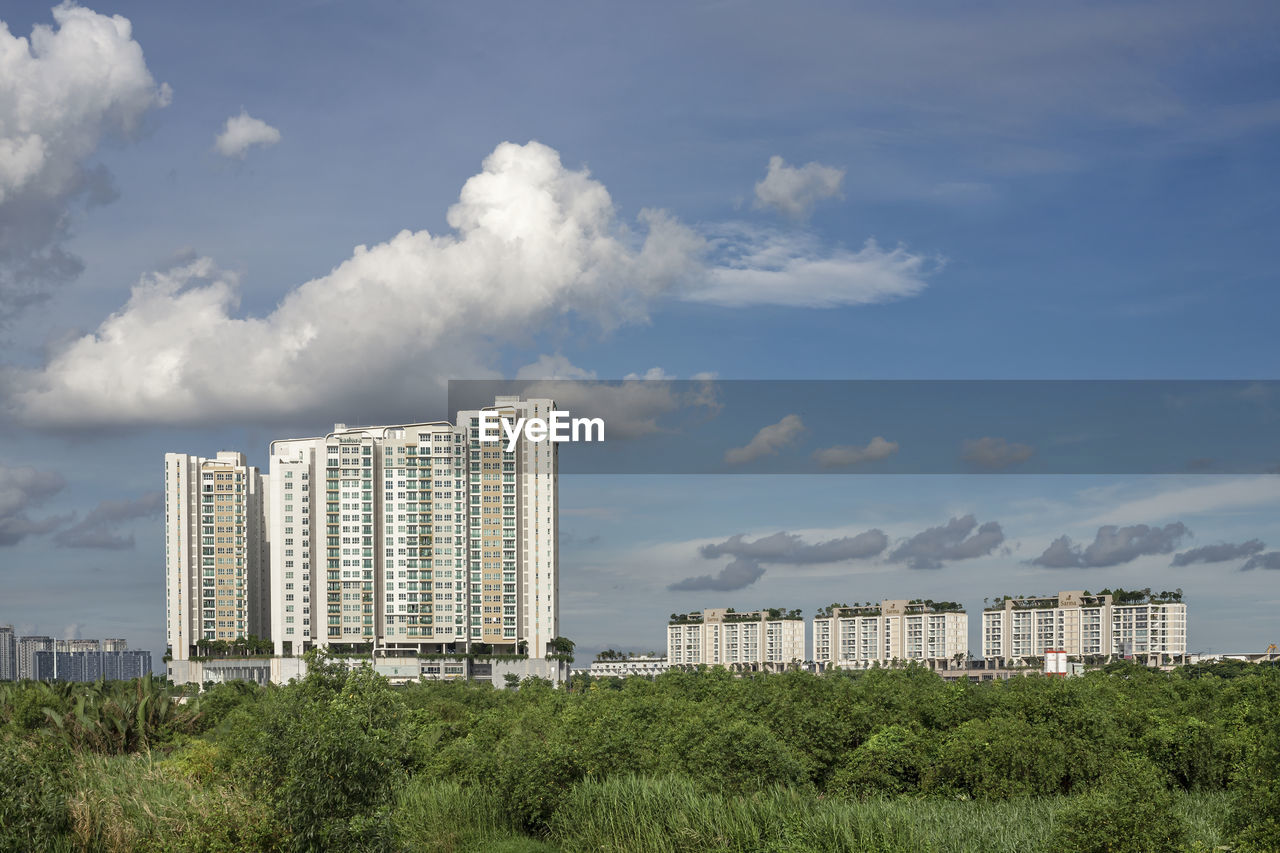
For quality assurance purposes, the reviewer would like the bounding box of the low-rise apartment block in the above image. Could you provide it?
[667,607,806,668]
[982,590,1187,665]
[588,655,670,678]
[812,599,968,669]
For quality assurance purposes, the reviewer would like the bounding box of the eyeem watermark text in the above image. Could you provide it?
[477,410,605,452]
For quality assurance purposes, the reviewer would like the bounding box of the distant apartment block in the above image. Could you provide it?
[58,638,107,654]
[263,396,558,659]
[588,655,670,678]
[16,636,53,681]
[668,608,806,668]
[164,451,270,660]
[33,649,152,682]
[982,590,1187,664]
[812,599,968,669]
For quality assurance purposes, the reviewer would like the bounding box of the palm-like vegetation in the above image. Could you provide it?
[38,674,204,755]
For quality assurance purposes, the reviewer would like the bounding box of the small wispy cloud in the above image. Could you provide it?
[725,414,805,465]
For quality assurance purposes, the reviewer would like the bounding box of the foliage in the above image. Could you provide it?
[2,660,1278,850]
[1228,722,1280,852]
[828,724,933,799]
[216,650,411,851]
[1048,753,1189,853]
[0,732,74,852]
[39,674,204,755]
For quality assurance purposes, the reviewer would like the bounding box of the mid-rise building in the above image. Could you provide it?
[588,655,670,678]
[16,635,53,680]
[164,451,270,661]
[265,396,559,658]
[812,599,968,669]
[667,607,806,668]
[982,590,1187,664]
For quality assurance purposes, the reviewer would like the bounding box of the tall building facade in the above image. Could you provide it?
[667,608,806,667]
[982,590,1187,663]
[266,396,559,658]
[164,451,270,660]
[0,626,14,681]
[458,397,559,655]
[812,600,968,668]
[16,636,53,680]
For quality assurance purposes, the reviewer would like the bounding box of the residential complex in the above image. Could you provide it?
[163,451,270,661]
[982,590,1187,664]
[812,599,968,669]
[181,394,560,660]
[667,608,806,668]
[33,649,152,682]
[0,633,152,682]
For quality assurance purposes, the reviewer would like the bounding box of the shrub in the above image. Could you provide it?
[827,724,932,799]
[1048,753,1189,853]
[1228,725,1280,852]
[933,717,1068,798]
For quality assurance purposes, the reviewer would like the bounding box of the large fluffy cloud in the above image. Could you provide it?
[1032,522,1190,568]
[0,3,169,322]
[1171,539,1265,566]
[1241,551,1280,571]
[214,110,281,158]
[0,462,66,546]
[669,527,889,591]
[753,155,844,218]
[12,141,704,426]
[887,514,1005,569]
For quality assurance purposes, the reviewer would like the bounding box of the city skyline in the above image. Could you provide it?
[1,3,1278,668]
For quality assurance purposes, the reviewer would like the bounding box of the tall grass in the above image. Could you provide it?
[535,776,1231,853]
[394,778,556,853]
[64,753,280,852]
[546,775,927,853]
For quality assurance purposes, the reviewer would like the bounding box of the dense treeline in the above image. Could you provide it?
[2,656,1278,852]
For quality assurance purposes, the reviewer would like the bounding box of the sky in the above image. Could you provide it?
[1,1,1278,663]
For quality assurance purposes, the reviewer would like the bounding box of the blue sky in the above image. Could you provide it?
[0,2,1278,662]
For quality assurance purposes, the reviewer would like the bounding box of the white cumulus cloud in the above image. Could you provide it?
[0,2,169,321]
[214,110,281,158]
[753,155,844,218]
[11,141,703,427]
